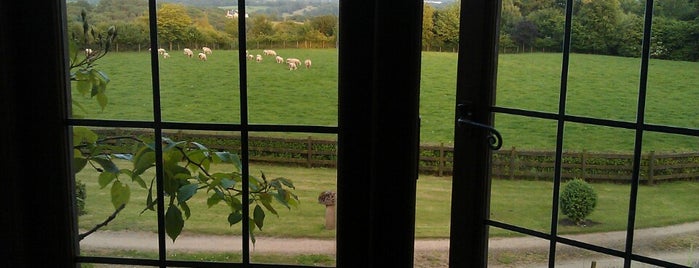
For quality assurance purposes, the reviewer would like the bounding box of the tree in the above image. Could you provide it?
[511,20,539,51]
[571,0,623,54]
[433,1,461,49]
[422,4,437,51]
[527,8,566,52]
[310,15,338,38]
[157,3,193,50]
[501,0,524,34]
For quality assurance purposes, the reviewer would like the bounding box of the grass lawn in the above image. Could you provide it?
[73,50,699,152]
[77,162,699,239]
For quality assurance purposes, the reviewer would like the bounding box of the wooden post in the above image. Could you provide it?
[439,143,445,177]
[581,150,587,180]
[307,136,313,168]
[590,261,597,268]
[648,151,655,185]
[509,147,516,180]
[325,205,336,230]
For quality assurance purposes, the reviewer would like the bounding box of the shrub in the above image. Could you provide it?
[560,178,598,225]
[75,180,87,216]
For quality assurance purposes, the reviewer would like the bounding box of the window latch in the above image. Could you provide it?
[457,103,503,150]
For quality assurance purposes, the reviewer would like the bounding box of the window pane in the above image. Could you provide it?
[488,230,550,267]
[559,123,633,251]
[75,127,158,259]
[65,1,154,121]
[635,132,699,266]
[555,244,625,267]
[247,132,337,266]
[420,51,457,144]
[490,114,558,233]
[496,53,562,113]
[644,59,699,129]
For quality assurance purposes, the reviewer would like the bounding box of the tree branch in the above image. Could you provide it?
[78,203,126,241]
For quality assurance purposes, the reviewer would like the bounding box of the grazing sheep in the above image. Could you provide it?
[157,48,166,55]
[286,58,302,67]
[162,52,170,59]
[263,49,277,56]
[256,54,263,62]
[304,59,312,69]
[202,47,212,54]
[248,54,254,60]
[183,48,193,58]
[275,56,284,64]
[288,62,298,70]
[198,52,207,61]
[84,48,93,56]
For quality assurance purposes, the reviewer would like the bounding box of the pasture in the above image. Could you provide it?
[72,49,699,152]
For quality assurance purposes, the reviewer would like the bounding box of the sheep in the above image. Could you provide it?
[183,48,193,58]
[162,52,170,59]
[157,48,166,55]
[275,56,284,64]
[202,47,212,54]
[286,58,302,67]
[263,49,277,56]
[248,54,254,60]
[304,59,312,69]
[198,52,207,61]
[84,48,93,56]
[256,54,263,62]
[288,62,298,70]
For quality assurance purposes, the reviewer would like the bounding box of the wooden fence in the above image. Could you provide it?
[92,129,699,184]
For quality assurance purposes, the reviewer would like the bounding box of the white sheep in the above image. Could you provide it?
[183,48,193,58]
[288,62,298,70]
[263,49,277,56]
[198,52,207,61]
[286,58,301,67]
[256,54,263,62]
[275,56,284,64]
[202,47,212,54]
[248,54,254,60]
[304,59,312,69]
[84,48,93,56]
[162,52,170,59]
[157,48,166,55]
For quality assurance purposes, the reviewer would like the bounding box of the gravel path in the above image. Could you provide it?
[80,221,699,266]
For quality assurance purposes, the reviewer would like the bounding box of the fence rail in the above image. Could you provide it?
[91,129,699,184]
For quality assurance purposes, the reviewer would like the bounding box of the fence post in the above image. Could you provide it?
[581,150,587,180]
[307,136,313,168]
[648,151,655,185]
[439,143,445,177]
[509,147,516,180]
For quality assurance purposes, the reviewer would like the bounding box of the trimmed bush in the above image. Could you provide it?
[75,180,87,216]
[560,178,597,225]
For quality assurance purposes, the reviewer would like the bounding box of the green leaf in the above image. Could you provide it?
[221,177,236,189]
[180,201,191,219]
[177,184,198,203]
[91,155,120,173]
[249,218,257,245]
[72,150,88,174]
[207,192,222,208]
[165,204,184,242]
[98,171,117,189]
[253,204,265,230]
[141,178,157,213]
[276,177,295,189]
[132,147,155,175]
[227,211,242,226]
[110,181,130,209]
[76,80,91,96]
[260,194,279,216]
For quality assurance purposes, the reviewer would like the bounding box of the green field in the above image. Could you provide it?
[73,49,699,152]
[77,162,699,239]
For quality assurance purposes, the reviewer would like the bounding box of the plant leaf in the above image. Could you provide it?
[110,181,130,209]
[98,171,117,189]
[177,184,198,203]
[253,204,265,230]
[91,155,120,173]
[165,204,184,242]
[227,211,242,226]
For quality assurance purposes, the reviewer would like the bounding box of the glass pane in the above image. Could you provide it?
[488,229,550,267]
[65,1,154,121]
[567,0,643,122]
[75,127,157,259]
[559,123,633,251]
[248,132,337,267]
[644,0,699,129]
[555,244,625,267]
[496,52,563,113]
[420,51,458,145]
[162,130,243,263]
[490,114,558,233]
[246,0,339,127]
[157,2,241,123]
[634,132,699,266]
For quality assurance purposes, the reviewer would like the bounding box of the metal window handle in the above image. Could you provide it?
[457,103,503,150]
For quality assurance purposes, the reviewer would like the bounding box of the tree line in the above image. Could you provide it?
[67,0,698,61]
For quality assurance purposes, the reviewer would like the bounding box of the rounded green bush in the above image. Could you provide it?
[560,178,598,225]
